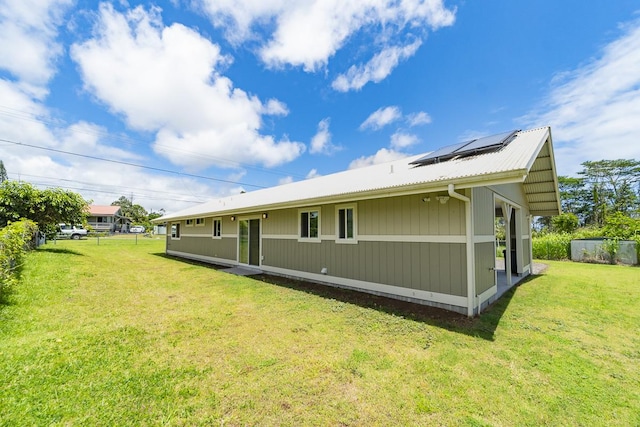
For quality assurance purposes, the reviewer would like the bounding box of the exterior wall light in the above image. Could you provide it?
[422,196,431,202]
[230,215,236,221]
[262,213,268,219]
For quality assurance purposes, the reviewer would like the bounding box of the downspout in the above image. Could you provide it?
[448,184,475,317]
[528,215,534,273]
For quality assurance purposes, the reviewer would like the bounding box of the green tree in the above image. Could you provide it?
[551,212,579,234]
[111,196,148,224]
[148,209,165,221]
[578,159,640,225]
[0,160,7,182]
[0,180,89,234]
[557,176,592,225]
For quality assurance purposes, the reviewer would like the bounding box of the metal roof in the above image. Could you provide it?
[156,126,560,222]
[89,205,123,216]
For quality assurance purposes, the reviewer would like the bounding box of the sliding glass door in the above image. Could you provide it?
[238,218,260,266]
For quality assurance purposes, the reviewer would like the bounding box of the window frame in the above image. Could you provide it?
[335,204,357,244]
[298,207,321,243]
[195,217,205,227]
[171,222,181,240]
[185,218,194,227]
[212,218,222,239]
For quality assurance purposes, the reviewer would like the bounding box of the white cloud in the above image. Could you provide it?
[0,3,242,215]
[71,4,305,170]
[278,176,294,185]
[332,39,422,92]
[407,111,432,127]
[198,0,455,74]
[354,107,428,167]
[390,131,419,149]
[310,118,339,154]
[0,80,55,145]
[263,99,289,116]
[524,18,640,175]
[197,0,286,44]
[348,148,407,169]
[306,168,321,179]
[57,121,141,161]
[0,0,72,91]
[360,106,402,131]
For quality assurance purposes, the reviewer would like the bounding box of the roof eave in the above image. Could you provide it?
[153,170,528,223]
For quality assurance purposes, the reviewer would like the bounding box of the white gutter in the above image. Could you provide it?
[448,184,475,317]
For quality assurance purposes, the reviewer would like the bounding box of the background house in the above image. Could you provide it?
[153,127,560,316]
[87,205,130,232]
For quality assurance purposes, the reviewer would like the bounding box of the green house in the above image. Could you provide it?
[153,126,561,316]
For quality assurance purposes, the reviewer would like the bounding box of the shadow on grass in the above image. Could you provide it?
[37,247,85,256]
[154,253,544,341]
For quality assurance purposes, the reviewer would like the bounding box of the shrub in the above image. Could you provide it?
[0,220,38,298]
[601,238,620,265]
[573,227,604,239]
[532,233,572,260]
[601,212,640,240]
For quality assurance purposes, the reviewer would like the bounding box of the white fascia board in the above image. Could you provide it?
[156,172,527,223]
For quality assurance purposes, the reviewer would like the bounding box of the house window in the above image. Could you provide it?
[212,219,222,238]
[299,208,320,242]
[171,223,181,239]
[195,218,205,226]
[185,219,194,226]
[336,205,357,243]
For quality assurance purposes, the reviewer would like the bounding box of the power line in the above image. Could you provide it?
[25,179,205,204]
[8,171,211,202]
[1,138,267,189]
[0,104,307,179]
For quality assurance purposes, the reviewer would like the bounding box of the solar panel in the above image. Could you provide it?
[459,130,518,153]
[410,129,519,166]
[409,141,471,165]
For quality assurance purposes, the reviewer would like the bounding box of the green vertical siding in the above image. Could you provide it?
[183,218,211,236]
[474,242,496,294]
[359,194,465,236]
[168,191,471,299]
[472,187,495,236]
[167,235,237,261]
[221,217,235,235]
[262,239,467,296]
[262,208,297,235]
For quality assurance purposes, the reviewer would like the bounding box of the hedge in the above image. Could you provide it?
[0,220,38,299]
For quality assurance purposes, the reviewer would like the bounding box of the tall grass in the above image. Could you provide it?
[532,233,572,260]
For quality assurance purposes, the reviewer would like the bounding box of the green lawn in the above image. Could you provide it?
[1,236,639,426]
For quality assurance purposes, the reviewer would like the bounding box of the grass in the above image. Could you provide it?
[1,236,639,426]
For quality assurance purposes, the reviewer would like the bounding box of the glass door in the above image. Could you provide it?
[238,218,260,266]
[239,220,249,265]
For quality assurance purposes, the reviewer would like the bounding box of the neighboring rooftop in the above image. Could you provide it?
[89,205,123,216]
[156,126,560,222]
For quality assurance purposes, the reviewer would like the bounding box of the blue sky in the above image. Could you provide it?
[1,0,639,213]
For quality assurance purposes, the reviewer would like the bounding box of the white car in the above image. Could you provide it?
[57,224,88,240]
[130,225,145,233]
